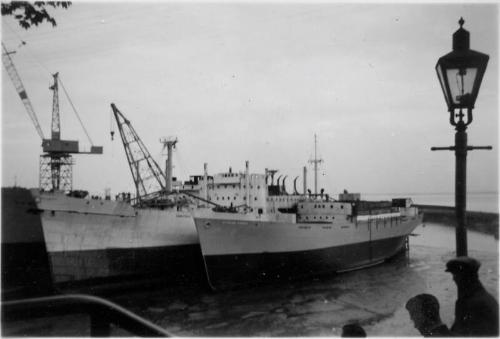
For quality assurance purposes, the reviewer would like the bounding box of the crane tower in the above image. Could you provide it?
[2,43,103,191]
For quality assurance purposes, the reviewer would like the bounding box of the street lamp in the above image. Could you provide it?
[432,18,491,257]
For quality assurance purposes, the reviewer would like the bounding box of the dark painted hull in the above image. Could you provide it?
[203,235,409,290]
[2,187,54,299]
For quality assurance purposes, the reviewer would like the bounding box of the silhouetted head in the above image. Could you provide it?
[445,256,480,275]
[446,257,480,285]
[341,323,366,337]
[406,294,442,335]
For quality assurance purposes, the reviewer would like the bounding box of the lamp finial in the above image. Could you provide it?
[459,17,465,28]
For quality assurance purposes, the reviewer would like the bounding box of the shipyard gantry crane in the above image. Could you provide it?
[2,43,103,191]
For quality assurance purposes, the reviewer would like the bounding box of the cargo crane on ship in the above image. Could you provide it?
[2,43,103,191]
[110,103,168,206]
[110,103,218,209]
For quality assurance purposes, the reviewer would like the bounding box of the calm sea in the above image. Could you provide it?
[363,192,498,213]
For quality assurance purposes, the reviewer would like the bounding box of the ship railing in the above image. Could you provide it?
[133,189,217,209]
[2,294,171,337]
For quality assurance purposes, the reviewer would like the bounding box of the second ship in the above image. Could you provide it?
[194,156,423,290]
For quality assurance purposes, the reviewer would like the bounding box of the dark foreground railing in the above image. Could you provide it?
[2,294,171,337]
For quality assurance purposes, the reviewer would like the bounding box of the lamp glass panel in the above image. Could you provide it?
[445,67,478,106]
[436,63,449,106]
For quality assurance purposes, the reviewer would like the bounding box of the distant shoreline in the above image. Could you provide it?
[415,204,499,239]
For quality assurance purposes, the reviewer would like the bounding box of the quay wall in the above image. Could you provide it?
[416,204,499,239]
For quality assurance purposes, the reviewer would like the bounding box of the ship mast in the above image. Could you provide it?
[160,137,178,192]
[308,134,323,196]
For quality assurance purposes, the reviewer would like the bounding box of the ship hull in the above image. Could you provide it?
[32,190,204,285]
[194,211,422,289]
[1,187,54,298]
[47,244,203,286]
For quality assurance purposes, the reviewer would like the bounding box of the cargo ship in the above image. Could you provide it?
[29,187,204,285]
[1,169,211,287]
[194,167,423,290]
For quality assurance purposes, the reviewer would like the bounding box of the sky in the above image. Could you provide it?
[1,1,498,198]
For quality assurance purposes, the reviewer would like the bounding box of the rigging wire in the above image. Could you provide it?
[58,76,94,145]
[3,19,53,76]
[3,20,26,47]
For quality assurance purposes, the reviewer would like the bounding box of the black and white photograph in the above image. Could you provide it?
[1,1,498,336]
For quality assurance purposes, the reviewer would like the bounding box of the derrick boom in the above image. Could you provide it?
[110,103,166,204]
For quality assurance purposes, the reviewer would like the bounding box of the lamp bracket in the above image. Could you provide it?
[430,145,492,151]
[449,108,473,128]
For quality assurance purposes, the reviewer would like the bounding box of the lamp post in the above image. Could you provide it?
[432,18,491,257]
